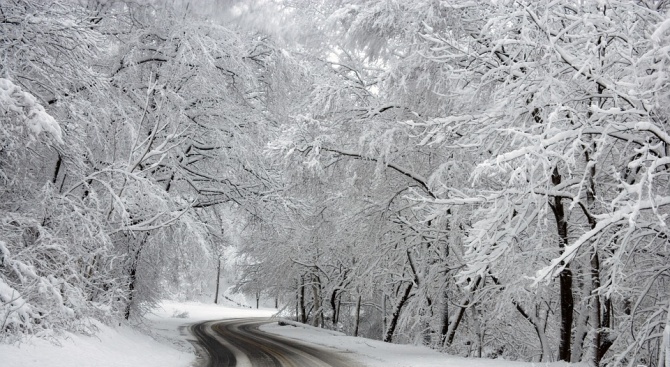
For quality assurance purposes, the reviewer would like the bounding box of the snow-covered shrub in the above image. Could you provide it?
[0,184,125,341]
[171,310,189,319]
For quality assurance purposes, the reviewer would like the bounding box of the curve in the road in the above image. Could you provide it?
[191,318,358,367]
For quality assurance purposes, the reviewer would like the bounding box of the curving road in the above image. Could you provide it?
[190,318,359,367]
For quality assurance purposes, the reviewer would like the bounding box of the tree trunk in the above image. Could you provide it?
[591,248,603,365]
[311,273,323,327]
[571,285,590,362]
[582,149,614,365]
[299,276,307,323]
[52,152,62,184]
[440,288,449,344]
[330,289,339,327]
[124,234,149,320]
[214,256,221,304]
[557,237,574,360]
[381,291,387,339]
[124,263,137,320]
[445,276,482,347]
[384,282,413,343]
[354,294,362,337]
[657,303,670,367]
[515,303,552,361]
[552,167,574,361]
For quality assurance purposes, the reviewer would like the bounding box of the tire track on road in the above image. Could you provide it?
[190,318,358,367]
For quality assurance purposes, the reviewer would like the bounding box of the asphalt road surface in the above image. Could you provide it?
[190,318,360,367]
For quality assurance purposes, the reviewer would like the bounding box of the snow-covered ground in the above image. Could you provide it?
[2,300,583,367]
[1,299,275,367]
[262,320,580,367]
[1,318,191,367]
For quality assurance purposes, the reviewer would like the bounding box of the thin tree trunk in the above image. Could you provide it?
[591,248,603,365]
[124,263,137,320]
[440,288,449,344]
[488,274,551,360]
[571,286,590,362]
[214,256,221,304]
[330,289,339,327]
[657,303,670,367]
[586,38,616,364]
[299,276,307,324]
[382,291,387,339]
[124,233,150,320]
[124,247,142,319]
[52,152,62,184]
[295,288,299,322]
[551,167,574,361]
[311,273,323,327]
[354,294,362,337]
[445,276,482,346]
[384,282,413,343]
[582,147,614,365]
[515,303,552,361]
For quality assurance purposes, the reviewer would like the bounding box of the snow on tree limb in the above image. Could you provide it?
[0,78,63,144]
[534,195,670,285]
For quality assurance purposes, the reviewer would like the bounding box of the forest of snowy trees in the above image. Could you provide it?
[1,0,670,366]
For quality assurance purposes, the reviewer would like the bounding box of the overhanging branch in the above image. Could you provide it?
[320,146,435,198]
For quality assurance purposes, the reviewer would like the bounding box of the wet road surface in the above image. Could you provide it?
[190,318,359,367]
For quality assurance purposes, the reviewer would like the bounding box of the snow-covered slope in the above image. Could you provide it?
[0,319,191,367]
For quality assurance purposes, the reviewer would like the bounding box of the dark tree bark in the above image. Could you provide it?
[52,152,62,184]
[311,273,323,327]
[299,275,307,324]
[214,256,221,304]
[581,145,615,365]
[353,294,362,337]
[440,287,449,343]
[124,263,137,320]
[445,276,482,347]
[330,289,339,327]
[384,282,413,343]
[123,232,151,320]
[551,167,574,361]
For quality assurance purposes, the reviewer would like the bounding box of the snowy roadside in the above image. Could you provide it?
[1,300,275,367]
[2,301,588,367]
[261,320,584,367]
[0,318,192,367]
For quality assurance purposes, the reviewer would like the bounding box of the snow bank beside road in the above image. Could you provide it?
[0,319,191,367]
[262,320,584,367]
[1,300,275,367]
